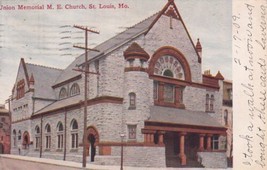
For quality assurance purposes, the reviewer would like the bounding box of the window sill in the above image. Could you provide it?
[205,111,215,113]
[34,149,40,151]
[128,106,136,110]
[127,139,137,142]
[154,101,185,109]
[70,149,78,152]
[56,149,63,152]
[44,149,51,152]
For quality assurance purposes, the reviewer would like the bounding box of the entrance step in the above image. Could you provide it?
[166,155,204,168]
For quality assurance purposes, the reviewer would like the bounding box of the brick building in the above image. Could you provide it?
[0,104,11,154]
[10,1,231,168]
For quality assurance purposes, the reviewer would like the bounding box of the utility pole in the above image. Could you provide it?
[73,25,99,168]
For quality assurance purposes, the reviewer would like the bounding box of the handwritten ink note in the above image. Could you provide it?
[233,0,267,169]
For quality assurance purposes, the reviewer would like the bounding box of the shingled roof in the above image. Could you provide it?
[25,63,62,99]
[149,106,224,128]
[53,12,159,86]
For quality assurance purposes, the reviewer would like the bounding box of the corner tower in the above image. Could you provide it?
[122,42,151,142]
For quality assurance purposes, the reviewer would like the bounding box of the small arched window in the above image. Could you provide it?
[70,119,78,149]
[45,124,51,133]
[205,94,209,111]
[210,95,214,111]
[35,126,40,134]
[59,87,67,99]
[18,130,21,140]
[57,122,63,132]
[129,92,136,110]
[71,119,78,130]
[35,126,40,149]
[57,122,64,149]
[224,110,228,126]
[70,83,80,96]
[13,130,17,147]
[45,124,51,149]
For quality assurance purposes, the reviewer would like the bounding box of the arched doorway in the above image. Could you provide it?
[86,126,99,162]
[0,143,4,154]
[22,131,30,149]
[88,134,96,162]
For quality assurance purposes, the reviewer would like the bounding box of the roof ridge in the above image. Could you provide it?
[93,12,159,51]
[26,62,63,71]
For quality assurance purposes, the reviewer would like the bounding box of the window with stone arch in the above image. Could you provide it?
[149,47,190,109]
[16,79,25,99]
[18,130,21,140]
[205,94,209,111]
[45,124,51,149]
[57,122,64,149]
[154,55,185,80]
[59,87,68,99]
[128,92,136,110]
[70,83,80,96]
[224,110,228,126]
[210,95,214,111]
[35,125,40,149]
[70,119,78,149]
[13,129,17,147]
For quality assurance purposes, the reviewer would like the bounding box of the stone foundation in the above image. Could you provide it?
[95,146,166,167]
[197,151,227,168]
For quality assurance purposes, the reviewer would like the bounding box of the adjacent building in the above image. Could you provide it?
[10,0,231,168]
[0,104,11,154]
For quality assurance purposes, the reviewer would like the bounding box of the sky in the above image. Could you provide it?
[0,0,232,104]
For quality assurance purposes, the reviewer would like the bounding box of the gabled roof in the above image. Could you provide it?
[33,95,83,116]
[54,13,159,86]
[54,0,201,86]
[25,62,62,99]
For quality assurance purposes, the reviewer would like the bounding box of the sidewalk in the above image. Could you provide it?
[0,154,229,170]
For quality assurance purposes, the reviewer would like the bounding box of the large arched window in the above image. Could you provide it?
[59,87,67,99]
[45,124,51,149]
[70,83,80,96]
[57,122,64,149]
[149,47,189,109]
[70,119,78,149]
[128,92,136,110]
[154,55,185,80]
[35,126,40,149]
[13,130,17,147]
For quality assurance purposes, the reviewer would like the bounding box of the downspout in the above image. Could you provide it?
[40,115,43,158]
[63,108,67,160]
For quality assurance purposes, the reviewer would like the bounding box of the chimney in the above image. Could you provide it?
[29,74,35,89]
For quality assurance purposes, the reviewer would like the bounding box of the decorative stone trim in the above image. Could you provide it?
[148,46,192,82]
[124,67,147,72]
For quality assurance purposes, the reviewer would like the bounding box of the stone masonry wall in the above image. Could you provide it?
[145,15,202,83]
[95,146,166,167]
[197,152,227,168]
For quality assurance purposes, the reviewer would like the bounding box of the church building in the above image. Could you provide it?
[10,0,230,168]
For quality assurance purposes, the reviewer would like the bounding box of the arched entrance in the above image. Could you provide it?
[86,126,99,162]
[0,143,4,154]
[22,131,30,149]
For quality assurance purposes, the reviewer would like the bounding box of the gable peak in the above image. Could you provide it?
[29,73,35,85]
